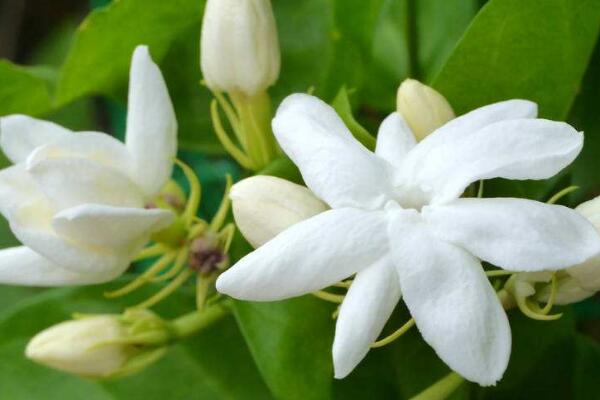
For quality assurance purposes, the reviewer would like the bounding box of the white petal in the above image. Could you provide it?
[333,257,401,378]
[424,198,600,271]
[27,131,132,175]
[0,115,72,163]
[375,113,416,168]
[217,208,389,300]
[576,195,600,227]
[125,45,177,197]
[0,246,120,286]
[27,157,145,210]
[9,199,130,274]
[272,94,393,210]
[0,164,42,218]
[231,175,328,248]
[400,118,582,204]
[53,204,173,249]
[388,209,511,385]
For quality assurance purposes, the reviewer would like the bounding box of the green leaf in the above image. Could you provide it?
[232,297,335,400]
[56,0,204,106]
[433,0,600,120]
[0,61,53,116]
[0,283,270,399]
[568,41,600,203]
[331,86,376,150]
[572,334,600,399]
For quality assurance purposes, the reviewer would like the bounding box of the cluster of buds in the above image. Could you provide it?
[506,195,600,317]
[201,0,281,171]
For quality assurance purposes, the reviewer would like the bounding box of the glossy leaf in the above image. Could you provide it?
[433,0,600,120]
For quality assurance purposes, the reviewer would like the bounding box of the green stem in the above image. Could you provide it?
[410,372,464,400]
[170,304,230,339]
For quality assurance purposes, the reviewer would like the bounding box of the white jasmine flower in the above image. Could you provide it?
[200,0,280,96]
[396,79,455,141]
[217,94,600,385]
[0,45,177,286]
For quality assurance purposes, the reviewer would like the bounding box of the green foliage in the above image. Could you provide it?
[433,0,600,120]
[0,283,270,400]
[232,297,334,400]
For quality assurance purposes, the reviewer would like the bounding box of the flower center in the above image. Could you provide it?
[393,184,432,212]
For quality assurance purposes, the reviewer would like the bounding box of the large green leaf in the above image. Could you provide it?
[232,297,335,400]
[568,41,600,203]
[0,283,270,400]
[433,0,600,120]
[0,61,53,117]
[56,0,203,106]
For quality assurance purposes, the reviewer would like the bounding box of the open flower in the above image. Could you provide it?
[0,45,177,286]
[217,94,600,385]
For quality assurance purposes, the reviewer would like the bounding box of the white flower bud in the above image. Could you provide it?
[396,79,455,141]
[201,0,280,96]
[566,196,600,291]
[26,316,134,378]
[231,176,328,247]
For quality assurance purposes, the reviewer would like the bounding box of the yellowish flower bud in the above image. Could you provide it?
[566,196,600,291]
[396,79,455,141]
[25,316,135,378]
[231,176,328,247]
[201,0,280,96]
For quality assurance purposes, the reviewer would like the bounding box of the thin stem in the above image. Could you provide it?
[196,273,217,311]
[133,243,168,262]
[539,274,558,315]
[486,270,514,277]
[219,223,236,253]
[170,304,230,339]
[131,269,194,310]
[210,100,254,170]
[409,372,464,400]
[105,252,177,298]
[515,295,562,321]
[477,180,484,198]
[371,318,415,348]
[175,159,202,226]
[312,290,345,303]
[209,175,233,232]
[212,90,245,147]
[152,248,189,282]
[547,185,579,204]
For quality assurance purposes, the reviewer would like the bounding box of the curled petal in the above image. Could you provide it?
[9,200,130,274]
[53,204,174,249]
[0,246,120,286]
[27,157,145,210]
[0,115,71,163]
[375,112,416,169]
[126,45,177,197]
[27,131,132,176]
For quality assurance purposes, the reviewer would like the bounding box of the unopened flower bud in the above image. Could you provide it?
[26,316,136,378]
[565,196,600,291]
[396,79,455,141]
[201,0,280,96]
[231,176,328,247]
